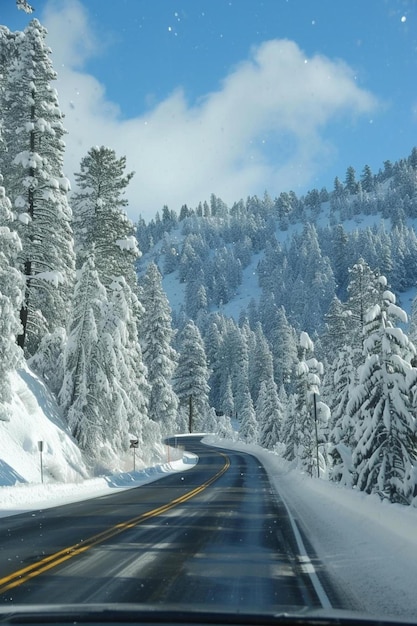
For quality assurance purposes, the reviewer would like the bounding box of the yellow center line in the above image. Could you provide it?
[0,452,230,594]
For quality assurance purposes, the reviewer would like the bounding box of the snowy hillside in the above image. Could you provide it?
[0,364,88,487]
[141,204,417,325]
[0,363,196,517]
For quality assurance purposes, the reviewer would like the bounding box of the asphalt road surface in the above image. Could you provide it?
[0,437,334,612]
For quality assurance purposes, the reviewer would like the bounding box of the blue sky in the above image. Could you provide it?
[3,0,417,220]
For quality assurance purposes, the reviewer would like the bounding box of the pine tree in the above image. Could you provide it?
[140,262,178,436]
[173,320,210,432]
[221,375,235,419]
[91,306,131,461]
[70,145,154,455]
[108,277,153,448]
[281,392,298,462]
[345,258,379,366]
[2,19,75,354]
[257,378,283,450]
[216,411,235,439]
[205,318,224,411]
[345,166,357,194]
[361,164,374,192]
[59,255,109,458]
[0,176,24,419]
[0,28,21,119]
[63,262,153,464]
[248,323,274,403]
[321,296,349,361]
[72,146,137,289]
[286,332,329,475]
[408,292,417,346]
[28,328,66,397]
[286,224,336,333]
[224,322,251,421]
[328,346,357,485]
[16,0,34,13]
[239,390,258,443]
[270,306,297,389]
[348,283,417,503]
[331,224,350,297]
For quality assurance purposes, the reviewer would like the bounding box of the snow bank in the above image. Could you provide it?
[0,365,88,486]
[0,454,197,519]
[0,365,197,519]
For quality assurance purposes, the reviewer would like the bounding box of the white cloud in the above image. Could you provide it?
[42,0,378,222]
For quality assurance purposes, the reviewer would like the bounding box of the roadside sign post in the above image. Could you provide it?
[38,440,44,484]
[130,439,139,472]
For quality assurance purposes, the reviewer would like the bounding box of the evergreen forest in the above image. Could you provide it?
[3,15,417,506]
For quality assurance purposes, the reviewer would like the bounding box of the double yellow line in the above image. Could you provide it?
[0,452,230,594]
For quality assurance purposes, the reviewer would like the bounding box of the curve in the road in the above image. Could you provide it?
[0,438,337,613]
[0,450,230,595]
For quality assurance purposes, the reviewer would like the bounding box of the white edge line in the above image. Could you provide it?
[279,492,333,609]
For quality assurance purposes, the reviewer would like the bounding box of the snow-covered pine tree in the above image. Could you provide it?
[72,146,137,289]
[0,175,24,420]
[225,321,250,419]
[217,319,258,442]
[61,258,150,464]
[331,224,350,297]
[345,258,379,365]
[321,296,349,363]
[140,262,178,436]
[328,345,357,485]
[91,306,132,463]
[59,255,108,459]
[221,375,235,420]
[239,389,258,443]
[2,19,75,354]
[302,334,329,476]
[205,319,224,411]
[286,224,336,334]
[270,305,297,390]
[71,145,156,456]
[285,332,329,475]
[0,27,21,116]
[257,377,283,450]
[216,410,235,439]
[282,332,311,465]
[185,271,207,319]
[108,277,154,449]
[16,0,34,13]
[248,323,274,403]
[28,328,66,397]
[348,281,417,503]
[409,292,417,346]
[281,391,298,462]
[173,320,211,433]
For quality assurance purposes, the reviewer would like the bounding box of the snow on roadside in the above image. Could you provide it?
[205,436,417,620]
[0,365,197,519]
[0,453,197,519]
[0,365,88,487]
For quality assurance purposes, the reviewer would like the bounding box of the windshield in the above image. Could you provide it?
[1,1,417,624]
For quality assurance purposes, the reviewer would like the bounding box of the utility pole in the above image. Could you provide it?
[188,395,193,434]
